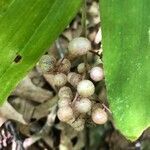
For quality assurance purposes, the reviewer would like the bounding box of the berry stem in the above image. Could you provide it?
[94,94,112,114]
[72,92,79,105]
[23,105,57,148]
[102,103,112,114]
[89,50,101,58]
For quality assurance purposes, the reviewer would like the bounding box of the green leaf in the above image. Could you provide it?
[100,0,150,141]
[0,0,82,105]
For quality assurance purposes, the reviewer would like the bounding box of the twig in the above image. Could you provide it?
[0,101,26,124]
[39,104,57,135]
[23,105,57,149]
[32,95,58,120]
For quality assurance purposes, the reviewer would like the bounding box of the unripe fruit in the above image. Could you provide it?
[75,98,92,113]
[92,108,108,124]
[90,67,104,81]
[67,72,82,87]
[54,73,67,87]
[77,63,86,74]
[39,55,56,72]
[77,80,95,97]
[57,106,74,122]
[58,58,71,73]
[68,37,91,57]
[58,98,71,108]
[58,86,73,99]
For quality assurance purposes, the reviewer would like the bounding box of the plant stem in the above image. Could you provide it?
[81,0,89,76]
[81,0,87,37]
[85,126,90,150]
[81,1,90,149]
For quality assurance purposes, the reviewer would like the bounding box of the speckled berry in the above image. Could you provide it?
[54,73,67,87]
[39,55,56,72]
[58,97,71,108]
[69,117,85,131]
[58,58,71,73]
[67,72,82,87]
[58,86,73,99]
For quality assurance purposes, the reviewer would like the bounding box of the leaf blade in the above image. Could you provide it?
[100,0,150,141]
[0,0,82,104]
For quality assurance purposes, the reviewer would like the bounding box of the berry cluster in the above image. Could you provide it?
[39,37,108,131]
